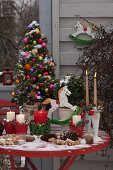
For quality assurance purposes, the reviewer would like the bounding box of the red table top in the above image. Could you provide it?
[0,130,110,158]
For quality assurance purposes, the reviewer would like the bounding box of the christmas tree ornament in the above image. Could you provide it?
[52,63,55,67]
[17,90,21,94]
[30,68,34,72]
[15,79,20,84]
[26,75,30,80]
[51,79,55,83]
[34,49,38,54]
[15,75,18,79]
[39,64,43,69]
[32,77,36,81]
[23,76,26,80]
[35,29,40,34]
[39,56,43,61]
[40,83,43,86]
[40,54,44,57]
[11,92,15,97]
[24,38,27,43]
[49,84,54,89]
[44,72,48,76]
[28,25,32,30]
[32,91,36,95]
[26,45,29,48]
[36,85,40,90]
[33,40,37,45]
[24,53,29,57]
[42,43,46,47]
[38,74,42,78]
[37,91,41,95]
[25,86,29,90]
[29,51,32,54]
[45,88,49,93]
[50,57,53,62]
[19,64,23,69]
[47,93,50,96]
[38,38,43,44]
[48,60,51,65]
[25,64,32,70]
[34,94,38,98]
[32,58,36,62]
[20,58,24,62]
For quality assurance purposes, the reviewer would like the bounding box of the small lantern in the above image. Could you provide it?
[2,68,13,85]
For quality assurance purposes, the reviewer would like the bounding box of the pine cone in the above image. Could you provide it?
[40,133,57,141]
[60,130,79,141]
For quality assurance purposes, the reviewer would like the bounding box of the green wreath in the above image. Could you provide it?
[69,34,93,44]
[49,106,80,125]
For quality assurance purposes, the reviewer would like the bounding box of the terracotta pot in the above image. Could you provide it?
[4,122,14,134]
[14,124,28,134]
[70,125,84,138]
[58,108,73,131]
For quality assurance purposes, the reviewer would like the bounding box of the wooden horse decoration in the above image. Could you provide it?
[42,86,76,119]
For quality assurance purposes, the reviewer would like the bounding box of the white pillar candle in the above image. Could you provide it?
[16,114,25,123]
[7,111,15,121]
[72,115,81,126]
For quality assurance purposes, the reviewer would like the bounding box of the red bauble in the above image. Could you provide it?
[47,93,50,96]
[89,110,94,116]
[38,38,43,44]
[32,58,36,62]
[84,27,87,31]
[80,113,85,118]
[26,75,30,79]
[40,54,44,57]
[40,83,43,86]
[43,72,48,76]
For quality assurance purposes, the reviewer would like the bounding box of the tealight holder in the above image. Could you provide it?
[17,134,26,145]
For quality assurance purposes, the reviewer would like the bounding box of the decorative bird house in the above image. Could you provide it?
[2,68,13,85]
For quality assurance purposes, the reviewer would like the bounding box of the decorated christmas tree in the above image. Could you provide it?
[12,21,56,108]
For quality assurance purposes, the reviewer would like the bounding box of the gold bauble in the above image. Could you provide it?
[11,92,15,97]
[36,86,40,90]
[52,63,55,67]
[15,79,20,84]
[34,49,38,54]
[35,29,40,34]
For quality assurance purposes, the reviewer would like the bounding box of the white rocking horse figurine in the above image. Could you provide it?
[72,21,95,39]
[42,86,76,119]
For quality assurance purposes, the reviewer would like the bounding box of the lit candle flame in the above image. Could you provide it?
[86,70,88,76]
[94,72,97,78]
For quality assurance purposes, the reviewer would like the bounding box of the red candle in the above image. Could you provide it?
[34,111,47,124]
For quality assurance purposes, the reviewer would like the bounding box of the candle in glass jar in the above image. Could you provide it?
[7,111,15,121]
[72,115,81,126]
[86,70,89,107]
[94,72,97,106]
[16,114,25,123]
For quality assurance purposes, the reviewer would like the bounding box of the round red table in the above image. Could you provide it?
[0,130,110,170]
